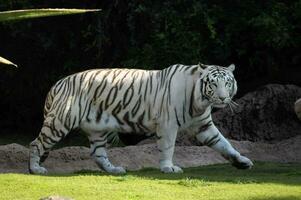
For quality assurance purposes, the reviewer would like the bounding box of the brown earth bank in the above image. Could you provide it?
[212,84,301,142]
[0,135,300,174]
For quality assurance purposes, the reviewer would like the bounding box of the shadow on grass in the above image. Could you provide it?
[44,162,301,186]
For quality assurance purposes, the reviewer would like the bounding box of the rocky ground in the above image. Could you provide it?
[0,84,300,174]
[0,135,300,174]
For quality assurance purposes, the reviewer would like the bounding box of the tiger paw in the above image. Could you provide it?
[231,155,253,169]
[106,166,126,174]
[29,166,48,174]
[161,165,183,173]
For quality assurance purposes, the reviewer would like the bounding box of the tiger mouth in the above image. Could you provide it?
[213,103,228,108]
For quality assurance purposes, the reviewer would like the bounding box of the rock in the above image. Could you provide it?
[213,84,301,142]
[295,98,301,121]
[0,143,29,173]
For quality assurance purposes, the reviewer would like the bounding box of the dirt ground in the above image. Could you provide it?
[0,135,300,174]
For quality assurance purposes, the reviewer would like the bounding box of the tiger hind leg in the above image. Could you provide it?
[39,151,50,164]
[89,132,126,174]
[29,117,71,174]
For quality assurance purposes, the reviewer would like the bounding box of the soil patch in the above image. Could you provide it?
[1,135,300,174]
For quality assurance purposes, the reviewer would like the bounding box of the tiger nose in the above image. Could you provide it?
[219,97,226,101]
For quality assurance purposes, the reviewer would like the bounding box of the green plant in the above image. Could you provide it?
[0,56,17,67]
[0,8,101,67]
[0,8,100,22]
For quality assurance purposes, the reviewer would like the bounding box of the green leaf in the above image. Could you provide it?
[0,8,101,22]
[0,56,17,67]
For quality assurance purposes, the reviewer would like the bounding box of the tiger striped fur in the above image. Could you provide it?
[29,63,253,174]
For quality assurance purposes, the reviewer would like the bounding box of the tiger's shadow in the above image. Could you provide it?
[44,162,301,186]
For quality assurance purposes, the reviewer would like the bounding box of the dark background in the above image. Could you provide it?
[0,0,300,143]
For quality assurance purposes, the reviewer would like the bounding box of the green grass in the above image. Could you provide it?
[0,8,101,22]
[0,162,300,200]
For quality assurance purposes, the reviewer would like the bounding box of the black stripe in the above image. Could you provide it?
[144,77,149,101]
[96,101,103,122]
[138,72,144,93]
[38,136,48,151]
[111,69,122,83]
[87,71,102,94]
[203,134,219,146]
[71,116,77,130]
[149,73,153,93]
[153,79,160,107]
[123,111,136,132]
[132,96,142,117]
[137,111,149,133]
[174,108,181,127]
[105,86,118,109]
[189,84,195,117]
[93,73,109,100]
[41,132,58,144]
[81,99,91,122]
[119,70,130,89]
[123,80,135,108]
[167,67,178,104]
[200,113,211,122]
[111,101,124,125]
[208,138,221,147]
[85,100,94,122]
[90,144,105,156]
[198,120,212,132]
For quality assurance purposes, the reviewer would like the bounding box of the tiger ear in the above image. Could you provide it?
[198,63,208,70]
[228,64,235,72]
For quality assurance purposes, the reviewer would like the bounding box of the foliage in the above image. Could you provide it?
[119,0,301,80]
[0,162,300,200]
[0,8,100,67]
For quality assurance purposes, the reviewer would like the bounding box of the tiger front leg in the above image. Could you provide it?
[196,124,253,169]
[156,125,183,173]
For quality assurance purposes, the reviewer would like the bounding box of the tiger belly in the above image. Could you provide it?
[80,111,121,132]
[80,108,157,135]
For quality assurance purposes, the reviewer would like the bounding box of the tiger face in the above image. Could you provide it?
[199,64,237,108]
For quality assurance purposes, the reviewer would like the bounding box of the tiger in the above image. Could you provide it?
[29,63,253,174]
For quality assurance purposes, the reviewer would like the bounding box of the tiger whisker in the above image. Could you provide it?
[231,100,239,107]
[229,101,237,108]
[228,102,234,114]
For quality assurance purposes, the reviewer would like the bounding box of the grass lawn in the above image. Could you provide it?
[0,162,300,200]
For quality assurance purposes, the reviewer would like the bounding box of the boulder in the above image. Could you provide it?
[213,84,301,142]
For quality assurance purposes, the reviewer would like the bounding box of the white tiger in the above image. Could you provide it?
[29,63,253,174]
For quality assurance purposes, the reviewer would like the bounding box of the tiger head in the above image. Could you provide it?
[197,63,237,108]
